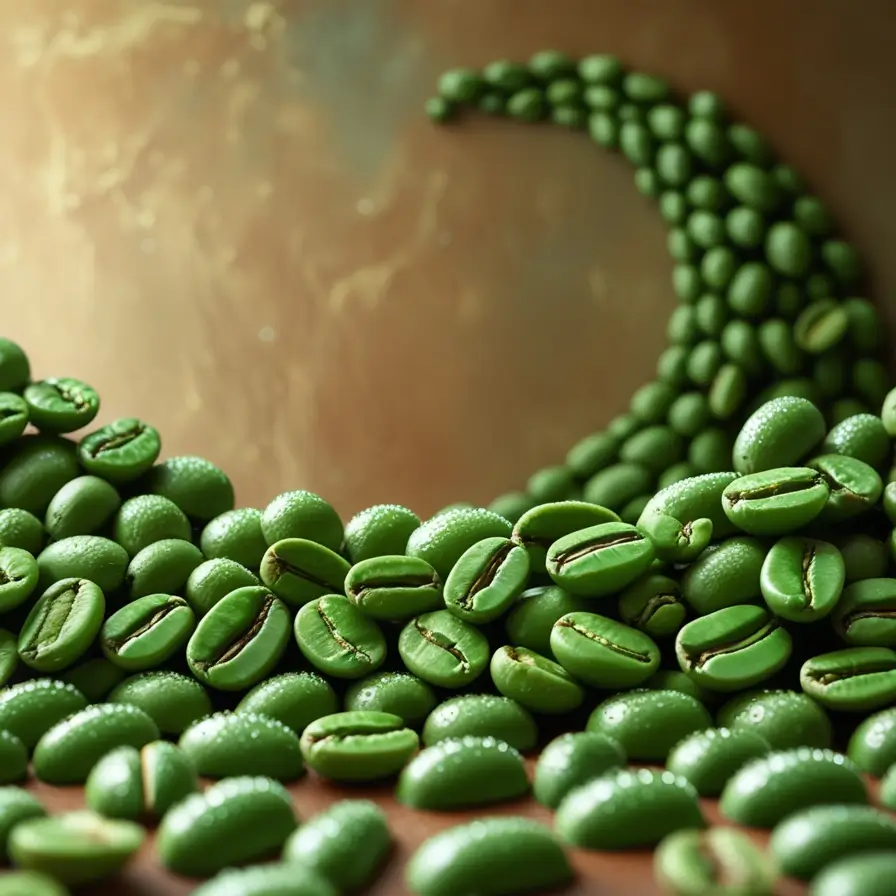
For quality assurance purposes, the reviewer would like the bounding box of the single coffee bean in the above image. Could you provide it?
[800,647,896,711]
[142,455,235,522]
[760,536,844,622]
[259,489,343,552]
[61,657,125,703]
[282,802,389,894]
[405,817,573,896]
[78,418,161,483]
[654,827,776,896]
[822,413,891,470]
[237,671,339,735]
[398,609,489,689]
[344,555,442,621]
[717,689,833,750]
[342,504,421,564]
[184,557,260,616]
[0,546,39,613]
[504,585,588,658]
[156,776,296,877]
[0,730,27,784]
[807,453,883,522]
[44,475,121,541]
[551,611,661,689]
[191,864,336,896]
[618,573,687,637]
[200,507,268,571]
[0,392,29,446]
[835,533,889,582]
[511,501,620,573]
[0,679,87,749]
[722,467,830,536]
[489,645,585,714]
[23,378,99,435]
[587,690,713,762]
[846,707,896,776]
[444,537,530,623]
[186,586,291,691]
[0,507,44,555]
[831,578,896,647]
[770,803,896,880]
[260,538,350,607]
[107,671,212,735]
[488,492,535,524]
[295,595,386,680]
[85,741,198,821]
[666,727,771,797]
[0,788,45,863]
[556,768,705,849]
[638,472,739,563]
[0,630,16,687]
[18,578,105,673]
[126,538,204,599]
[719,747,867,827]
[179,711,304,781]
[112,495,191,557]
[406,507,512,581]
[533,732,626,809]
[32,703,159,785]
[681,536,766,616]
[0,435,80,517]
[546,521,655,596]
[8,810,144,887]
[36,535,128,594]
[732,397,826,475]
[583,463,653,509]
[299,711,418,782]
[344,671,436,728]
[397,736,529,810]
[675,605,792,692]
[100,593,195,671]
[810,852,896,896]
[422,694,537,751]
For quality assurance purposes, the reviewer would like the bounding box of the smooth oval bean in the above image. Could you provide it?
[422,695,537,751]
[666,727,771,797]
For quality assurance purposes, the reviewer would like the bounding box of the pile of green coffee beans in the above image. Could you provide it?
[0,50,894,896]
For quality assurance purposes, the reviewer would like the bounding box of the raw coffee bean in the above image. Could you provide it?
[618,573,687,638]
[0,546,39,613]
[260,490,343,552]
[760,536,845,622]
[666,727,771,797]
[835,533,889,582]
[61,658,126,703]
[533,732,626,809]
[36,536,128,594]
[343,504,421,564]
[112,495,191,557]
[0,507,44,555]
[810,852,896,896]
[846,707,896,776]
[237,671,339,735]
[178,711,304,782]
[566,432,620,479]
[0,630,16,688]
[831,578,896,647]
[344,671,437,728]
[719,748,867,827]
[586,690,713,762]
[504,585,589,658]
[489,645,585,714]
[184,557,260,617]
[680,536,766,616]
[396,736,529,810]
[126,538,204,599]
[299,711,418,782]
[398,610,489,689]
[44,475,121,541]
[821,413,891,470]
[78,418,161,484]
[526,465,576,502]
[583,464,653,510]
[200,508,268,571]
[0,679,87,749]
[732,397,826,475]
[141,455,234,522]
[0,393,28,446]
[437,67,484,102]
[800,647,896,712]
[487,492,535,525]
[793,299,849,354]
[0,788,46,863]
[807,454,883,523]
[33,703,160,785]
[259,538,351,608]
[107,671,212,736]
[156,776,297,877]
[717,689,833,750]
[422,695,537,751]
[0,436,81,517]
[556,768,705,849]
[344,555,443,622]
[282,800,390,894]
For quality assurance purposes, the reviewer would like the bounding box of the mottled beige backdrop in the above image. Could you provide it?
[3,0,895,519]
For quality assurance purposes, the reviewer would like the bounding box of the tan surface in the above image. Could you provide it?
[3,0,896,893]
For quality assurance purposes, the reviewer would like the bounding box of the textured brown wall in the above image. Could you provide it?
[4,0,895,522]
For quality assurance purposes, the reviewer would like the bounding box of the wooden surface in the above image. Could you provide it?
[2,0,896,893]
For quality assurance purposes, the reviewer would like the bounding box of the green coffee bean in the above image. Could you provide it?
[810,852,896,896]
[237,671,339,735]
[666,727,771,797]
[846,707,896,776]
[0,547,38,614]
[186,586,291,691]
[397,736,529,810]
[807,454,883,522]
[112,494,191,557]
[179,711,304,781]
[0,679,87,749]
[717,689,833,750]
[78,418,161,484]
[282,800,389,893]
[398,609,489,689]
[681,536,766,616]
[533,732,626,809]
[33,703,159,785]
[100,593,195,671]
[184,557,260,616]
[422,694,537,751]
[299,711,418,782]
[526,465,576,502]
[343,504,421,564]
[645,669,718,704]
[344,670,436,728]
[443,537,529,623]
[793,299,849,354]
[719,747,867,827]
[831,578,896,647]
[618,573,687,638]
[126,538,204,599]
[489,645,584,714]
[142,455,234,522]
[260,537,351,607]
[835,533,889,582]
[732,397,825,475]
[583,463,653,509]
[36,535,128,594]
[821,413,891,470]
[587,690,713,762]
[675,605,792,692]
[44,476,120,541]
[61,657,125,703]
[344,555,442,621]
[406,817,572,896]
[722,467,830,535]
[0,788,45,863]
[800,647,896,711]
[0,436,80,517]
[556,768,705,849]
[504,585,588,657]
[487,492,535,525]
[0,508,44,555]
[107,671,212,735]
[200,508,268,571]
[157,776,296,877]
[760,536,844,622]
[8,810,144,887]
[0,393,28,446]
[85,741,197,821]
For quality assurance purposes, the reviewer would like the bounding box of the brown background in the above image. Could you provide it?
[4,0,896,892]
